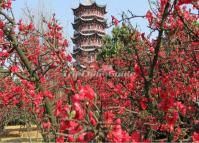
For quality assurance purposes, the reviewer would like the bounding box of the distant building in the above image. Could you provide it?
[72,0,107,69]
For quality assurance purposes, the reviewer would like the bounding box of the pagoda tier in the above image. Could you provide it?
[72,0,106,69]
[72,17,106,33]
[72,2,107,18]
[72,32,104,44]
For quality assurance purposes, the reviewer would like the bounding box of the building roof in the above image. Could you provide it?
[71,32,105,42]
[72,17,106,29]
[73,17,106,24]
[72,1,106,13]
[73,46,98,54]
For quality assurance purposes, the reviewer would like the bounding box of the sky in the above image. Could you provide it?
[12,0,150,50]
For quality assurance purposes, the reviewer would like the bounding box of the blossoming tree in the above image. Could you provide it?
[0,0,198,142]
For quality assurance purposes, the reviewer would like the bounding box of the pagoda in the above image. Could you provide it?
[72,0,107,69]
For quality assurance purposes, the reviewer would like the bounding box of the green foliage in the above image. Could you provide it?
[97,24,133,60]
[0,67,7,79]
[192,21,199,29]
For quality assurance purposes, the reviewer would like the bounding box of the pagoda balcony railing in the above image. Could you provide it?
[81,43,102,47]
[86,59,95,64]
[74,29,105,35]
[80,29,105,34]
[74,44,102,50]
[75,14,104,20]
[82,14,104,18]
[81,26,104,30]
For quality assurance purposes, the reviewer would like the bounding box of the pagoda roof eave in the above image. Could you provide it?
[73,17,106,24]
[73,47,97,53]
[72,51,79,55]
[79,64,87,69]
[72,2,106,11]
[72,32,105,41]
[79,47,96,52]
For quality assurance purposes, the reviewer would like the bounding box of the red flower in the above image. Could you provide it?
[192,132,199,142]
[140,98,148,110]
[104,111,114,128]
[54,100,62,117]
[0,21,4,29]
[134,63,141,75]
[67,135,75,142]
[89,111,97,126]
[34,92,43,108]
[10,65,18,73]
[56,136,64,143]
[146,10,153,24]
[42,120,51,131]
[28,22,34,31]
[131,132,141,142]
[18,19,25,31]
[84,132,95,141]
[179,0,197,5]
[175,101,186,116]
[107,119,131,142]
[149,47,155,53]
[73,102,84,120]
[43,90,53,99]
[66,54,72,62]
[0,29,4,38]
[77,133,86,142]
[63,39,69,47]
[111,15,119,26]
[1,0,12,9]
[79,85,95,101]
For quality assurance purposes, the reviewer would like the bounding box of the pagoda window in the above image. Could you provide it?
[88,39,91,44]
[88,52,94,62]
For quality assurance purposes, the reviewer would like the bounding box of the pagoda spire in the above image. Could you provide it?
[84,0,93,5]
